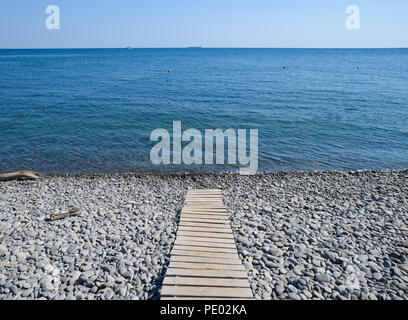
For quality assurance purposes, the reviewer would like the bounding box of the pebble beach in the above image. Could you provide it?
[1,170,408,300]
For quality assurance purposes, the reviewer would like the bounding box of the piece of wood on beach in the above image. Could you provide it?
[178,221,231,229]
[174,239,237,249]
[163,276,250,288]
[170,255,242,265]
[0,170,41,181]
[176,235,236,244]
[49,208,80,221]
[171,249,240,259]
[180,214,229,221]
[179,217,230,224]
[161,286,253,299]
[161,189,253,300]
[177,226,232,233]
[163,297,249,300]
[169,261,246,271]
[182,207,228,212]
[164,268,248,279]
[172,244,237,254]
[176,230,234,239]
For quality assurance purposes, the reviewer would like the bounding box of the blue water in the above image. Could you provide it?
[0,48,407,174]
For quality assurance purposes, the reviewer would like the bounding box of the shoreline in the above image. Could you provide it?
[8,167,408,179]
[1,169,407,300]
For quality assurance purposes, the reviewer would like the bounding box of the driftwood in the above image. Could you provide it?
[50,208,80,221]
[0,170,41,181]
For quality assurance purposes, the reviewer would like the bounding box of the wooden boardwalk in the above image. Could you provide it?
[161,189,253,300]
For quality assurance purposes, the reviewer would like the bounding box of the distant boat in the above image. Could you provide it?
[187,46,202,49]
[125,46,133,50]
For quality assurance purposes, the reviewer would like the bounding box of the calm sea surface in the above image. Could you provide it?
[0,48,407,174]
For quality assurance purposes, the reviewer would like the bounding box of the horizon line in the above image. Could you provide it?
[1,47,407,50]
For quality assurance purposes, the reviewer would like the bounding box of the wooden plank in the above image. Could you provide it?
[182,207,226,210]
[179,221,230,227]
[171,249,239,259]
[170,255,242,265]
[186,198,222,200]
[186,195,222,196]
[182,207,227,210]
[186,198,223,199]
[181,216,228,221]
[185,199,225,204]
[180,216,229,221]
[174,239,236,249]
[161,286,253,298]
[177,230,233,238]
[172,245,237,254]
[184,201,224,204]
[165,268,247,279]
[176,235,235,244]
[186,194,222,196]
[180,214,229,224]
[185,201,224,204]
[185,198,223,200]
[183,207,226,210]
[179,222,231,229]
[185,199,224,201]
[185,199,222,201]
[163,277,250,288]
[187,190,222,194]
[187,194,222,195]
[184,207,225,210]
[169,262,245,271]
[182,210,227,214]
[185,199,223,202]
[177,231,234,239]
[181,209,228,217]
[186,193,223,195]
[181,214,229,221]
[179,220,229,226]
[185,200,223,203]
[185,204,224,206]
[185,200,224,203]
[178,226,231,233]
[186,196,222,198]
[181,211,227,215]
[188,190,222,193]
[180,217,229,224]
[181,210,228,216]
[162,297,250,300]
[186,196,223,198]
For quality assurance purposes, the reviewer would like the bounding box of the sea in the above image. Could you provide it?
[0,48,407,174]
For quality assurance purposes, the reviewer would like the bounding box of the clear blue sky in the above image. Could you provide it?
[0,0,407,48]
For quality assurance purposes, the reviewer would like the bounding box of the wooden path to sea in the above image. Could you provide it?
[161,189,254,300]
